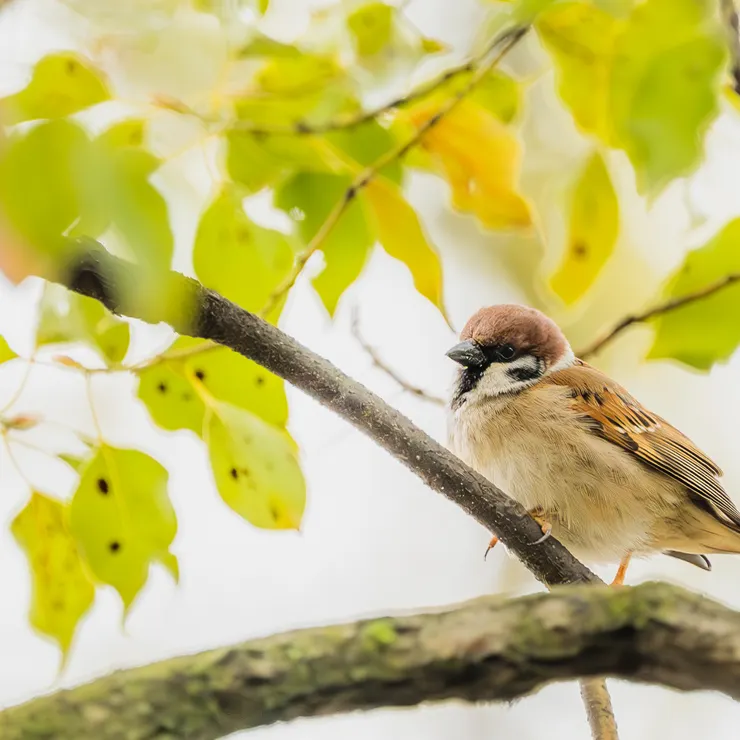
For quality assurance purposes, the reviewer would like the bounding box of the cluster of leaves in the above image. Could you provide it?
[0,0,737,659]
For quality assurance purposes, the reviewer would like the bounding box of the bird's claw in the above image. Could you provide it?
[531,520,552,545]
[484,535,499,560]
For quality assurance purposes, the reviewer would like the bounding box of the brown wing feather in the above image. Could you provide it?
[546,360,740,530]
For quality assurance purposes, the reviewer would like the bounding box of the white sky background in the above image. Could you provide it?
[2,1,740,739]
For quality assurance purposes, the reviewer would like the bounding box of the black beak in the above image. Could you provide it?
[445,339,487,367]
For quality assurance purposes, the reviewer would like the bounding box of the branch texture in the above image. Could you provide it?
[2,582,739,740]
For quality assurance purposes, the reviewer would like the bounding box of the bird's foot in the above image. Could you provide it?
[610,553,632,586]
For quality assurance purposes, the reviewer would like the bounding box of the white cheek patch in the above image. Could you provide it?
[472,354,543,399]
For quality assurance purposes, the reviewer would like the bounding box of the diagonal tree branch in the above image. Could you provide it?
[2,582,739,740]
[59,237,597,588]
[579,273,740,359]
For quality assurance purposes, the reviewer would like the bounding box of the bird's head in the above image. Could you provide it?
[446,304,574,405]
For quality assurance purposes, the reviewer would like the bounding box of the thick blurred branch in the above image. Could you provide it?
[579,272,740,359]
[259,26,528,318]
[2,582,739,740]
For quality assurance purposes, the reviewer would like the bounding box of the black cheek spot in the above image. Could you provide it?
[194,369,205,381]
[97,478,109,494]
[157,382,167,393]
[109,541,121,553]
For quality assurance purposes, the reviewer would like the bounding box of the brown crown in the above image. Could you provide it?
[460,304,568,368]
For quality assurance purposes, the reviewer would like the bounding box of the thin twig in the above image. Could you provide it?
[258,26,529,319]
[228,42,493,138]
[578,273,740,359]
[350,307,445,405]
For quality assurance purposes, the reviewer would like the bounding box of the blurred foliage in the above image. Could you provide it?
[0,0,737,661]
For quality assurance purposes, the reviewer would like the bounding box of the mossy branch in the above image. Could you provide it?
[2,582,739,739]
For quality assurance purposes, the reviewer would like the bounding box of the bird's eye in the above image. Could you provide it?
[497,344,516,361]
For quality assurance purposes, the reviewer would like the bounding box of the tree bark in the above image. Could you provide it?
[1,582,738,740]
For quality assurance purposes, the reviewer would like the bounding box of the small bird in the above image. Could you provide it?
[446,303,740,585]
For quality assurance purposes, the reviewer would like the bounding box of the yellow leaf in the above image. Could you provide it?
[363,177,447,319]
[11,492,95,659]
[0,334,18,364]
[549,152,619,304]
[69,447,177,610]
[536,2,620,139]
[205,401,305,530]
[405,99,531,229]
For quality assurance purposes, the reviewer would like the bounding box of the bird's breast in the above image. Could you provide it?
[447,384,681,562]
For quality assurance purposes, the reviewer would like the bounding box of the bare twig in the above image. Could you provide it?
[258,26,529,319]
[578,273,740,359]
[228,36,499,138]
[350,307,445,405]
[2,581,740,740]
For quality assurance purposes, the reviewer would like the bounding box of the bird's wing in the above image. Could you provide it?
[544,360,740,530]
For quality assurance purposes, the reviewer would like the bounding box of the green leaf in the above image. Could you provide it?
[275,172,375,315]
[549,152,619,304]
[226,131,284,193]
[609,0,725,194]
[0,120,90,253]
[326,119,403,183]
[536,2,619,138]
[206,400,305,530]
[69,447,177,608]
[648,219,740,370]
[137,339,288,435]
[36,286,130,365]
[193,189,293,319]
[0,53,109,124]
[138,360,206,436]
[0,335,18,364]
[363,178,447,319]
[256,54,343,95]
[258,0,269,13]
[11,492,95,658]
[348,2,394,57]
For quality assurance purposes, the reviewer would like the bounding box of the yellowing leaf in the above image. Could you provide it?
[363,177,446,319]
[405,98,531,229]
[0,53,109,125]
[11,493,95,657]
[549,152,619,304]
[348,2,394,57]
[206,400,305,530]
[649,219,740,370]
[275,172,375,315]
[69,447,177,608]
[193,189,293,320]
[0,335,18,364]
[609,0,725,194]
[138,338,288,435]
[536,2,619,138]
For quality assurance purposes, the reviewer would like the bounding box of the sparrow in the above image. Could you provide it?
[446,303,740,585]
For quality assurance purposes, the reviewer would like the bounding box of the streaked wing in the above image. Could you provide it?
[546,360,740,531]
